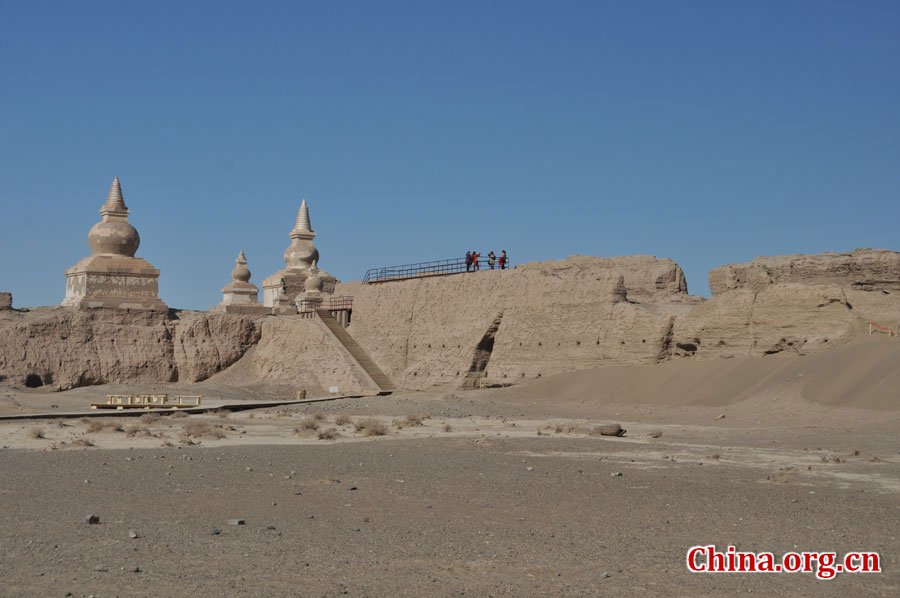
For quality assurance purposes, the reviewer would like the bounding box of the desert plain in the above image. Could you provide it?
[1,333,898,597]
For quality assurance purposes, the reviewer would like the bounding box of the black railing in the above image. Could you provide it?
[363,256,512,283]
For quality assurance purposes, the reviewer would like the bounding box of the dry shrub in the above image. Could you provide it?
[392,418,405,430]
[159,440,174,448]
[212,409,230,418]
[333,413,351,426]
[71,438,94,447]
[86,420,124,433]
[296,417,320,432]
[404,413,427,426]
[125,424,150,437]
[312,412,326,421]
[709,453,721,460]
[317,427,338,440]
[182,421,226,439]
[443,423,453,433]
[362,421,387,437]
[139,413,161,425]
[28,426,45,439]
[169,410,189,419]
[354,417,384,433]
[648,429,663,439]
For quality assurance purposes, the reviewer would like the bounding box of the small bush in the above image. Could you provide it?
[312,412,326,421]
[182,421,226,439]
[139,413,161,424]
[28,426,45,439]
[71,438,94,447]
[648,429,663,439]
[443,423,453,433]
[354,417,384,433]
[296,417,320,431]
[86,420,124,433]
[317,427,338,440]
[212,409,230,418]
[404,413,427,427]
[362,421,387,437]
[333,413,351,426]
[170,410,189,419]
[125,424,150,437]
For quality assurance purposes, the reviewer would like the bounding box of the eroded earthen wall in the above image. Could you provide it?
[337,255,697,390]
[0,308,264,390]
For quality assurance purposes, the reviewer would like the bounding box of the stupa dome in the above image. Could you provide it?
[304,273,324,292]
[231,250,251,282]
[284,243,319,269]
[87,177,140,257]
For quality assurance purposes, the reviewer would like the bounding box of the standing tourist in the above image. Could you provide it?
[488,251,496,269]
[499,250,508,269]
[465,251,473,272]
[473,250,481,270]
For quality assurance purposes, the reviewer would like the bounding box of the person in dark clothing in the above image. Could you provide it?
[465,251,473,272]
[499,250,507,269]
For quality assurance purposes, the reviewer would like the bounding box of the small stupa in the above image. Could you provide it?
[211,250,270,314]
[261,199,336,312]
[62,177,167,311]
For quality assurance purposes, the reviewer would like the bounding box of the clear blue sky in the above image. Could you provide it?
[2,1,899,309]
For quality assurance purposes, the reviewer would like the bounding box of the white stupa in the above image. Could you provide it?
[62,177,167,311]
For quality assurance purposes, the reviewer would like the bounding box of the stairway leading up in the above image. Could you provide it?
[314,309,397,393]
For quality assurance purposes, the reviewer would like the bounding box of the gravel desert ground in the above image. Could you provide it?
[1,344,898,597]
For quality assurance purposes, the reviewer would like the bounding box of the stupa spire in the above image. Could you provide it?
[100,176,129,216]
[291,199,314,236]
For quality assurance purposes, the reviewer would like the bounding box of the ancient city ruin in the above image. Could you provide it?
[0,177,898,398]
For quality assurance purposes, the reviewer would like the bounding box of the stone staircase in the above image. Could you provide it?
[314,309,397,393]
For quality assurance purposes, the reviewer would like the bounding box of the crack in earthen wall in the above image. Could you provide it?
[460,312,504,389]
[748,291,759,354]
[656,316,675,362]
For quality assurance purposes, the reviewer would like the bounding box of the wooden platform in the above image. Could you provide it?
[91,394,202,410]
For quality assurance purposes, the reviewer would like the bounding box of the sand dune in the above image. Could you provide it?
[497,334,900,411]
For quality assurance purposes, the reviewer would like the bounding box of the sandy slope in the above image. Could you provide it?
[492,333,900,412]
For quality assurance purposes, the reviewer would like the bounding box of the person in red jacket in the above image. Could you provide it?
[472,251,481,270]
[499,250,507,269]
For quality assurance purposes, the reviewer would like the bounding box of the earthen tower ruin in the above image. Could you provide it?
[61,178,167,311]
[261,199,336,311]
[211,250,270,314]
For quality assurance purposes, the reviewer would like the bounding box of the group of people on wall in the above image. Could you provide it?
[465,250,507,272]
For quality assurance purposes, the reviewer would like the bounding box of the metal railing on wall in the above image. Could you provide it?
[363,256,512,283]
